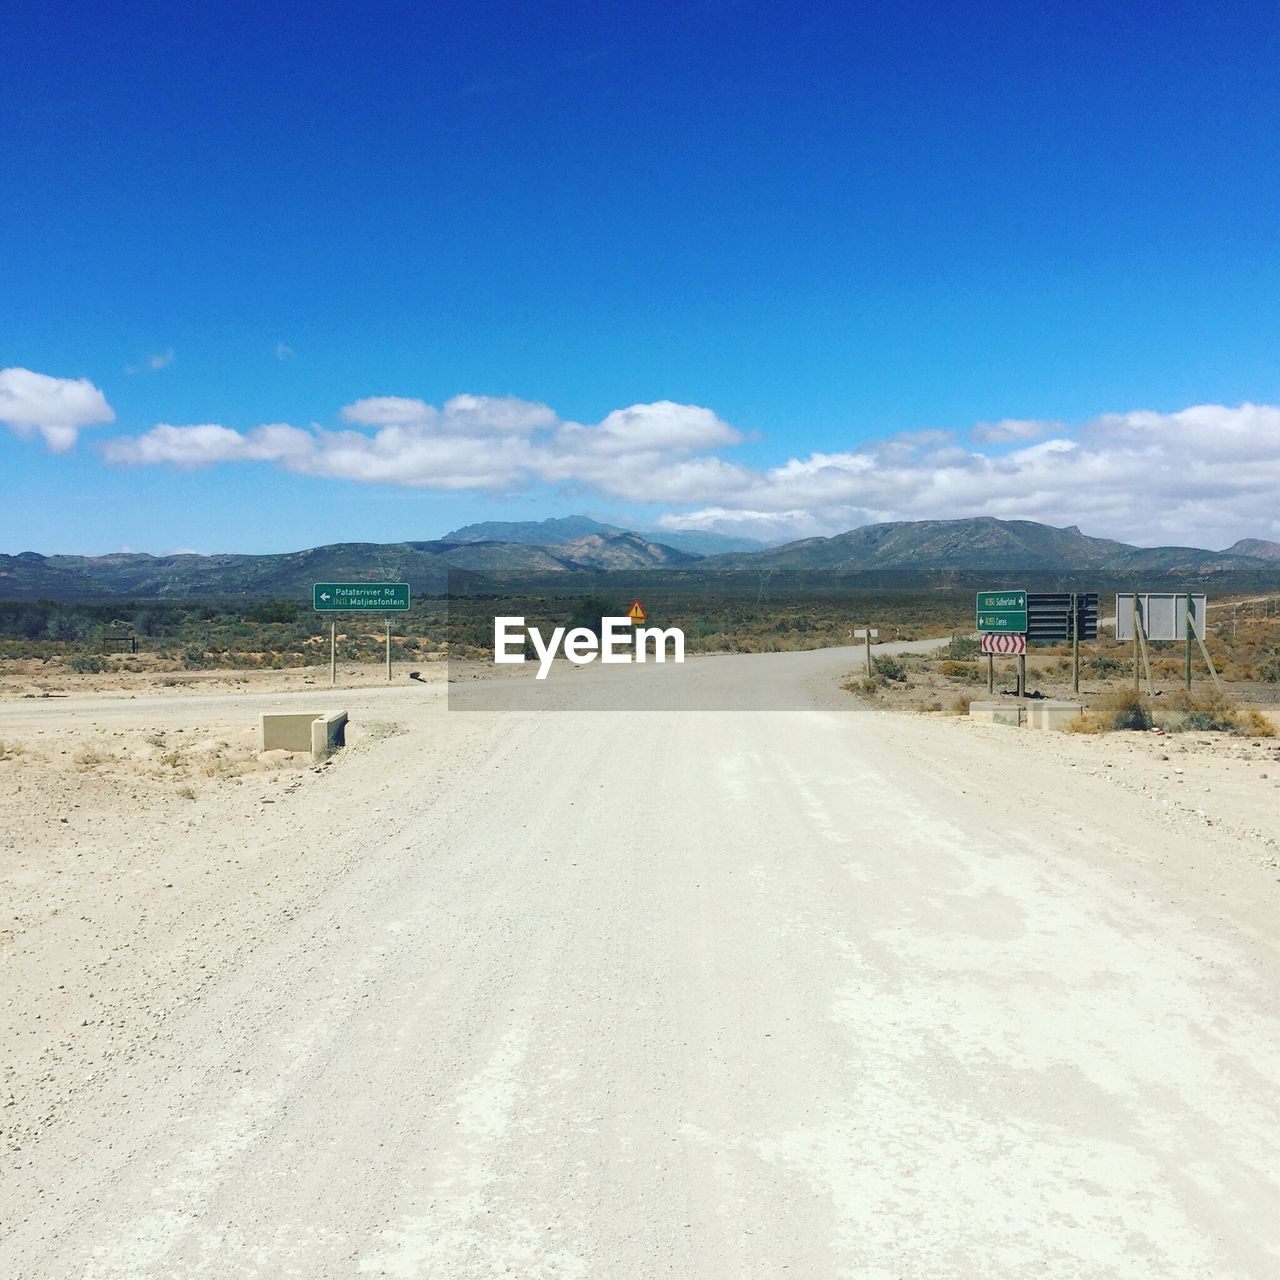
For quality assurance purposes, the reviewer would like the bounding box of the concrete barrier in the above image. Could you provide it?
[310,711,348,763]
[1038,700,1083,731]
[259,710,348,763]
[968,700,1022,727]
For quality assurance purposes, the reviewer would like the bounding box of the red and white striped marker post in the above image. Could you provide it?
[980,632,1027,694]
[980,633,1027,655]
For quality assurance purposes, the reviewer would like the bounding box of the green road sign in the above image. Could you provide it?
[313,582,411,611]
[976,589,1027,633]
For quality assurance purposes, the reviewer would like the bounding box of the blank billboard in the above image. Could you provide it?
[1115,593,1206,642]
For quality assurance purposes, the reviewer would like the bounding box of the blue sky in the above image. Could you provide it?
[4,0,1280,553]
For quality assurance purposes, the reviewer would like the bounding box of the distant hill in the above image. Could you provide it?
[443,515,765,556]
[4,517,1278,601]
[1224,538,1280,562]
[706,518,1276,573]
[444,515,624,545]
[0,531,697,600]
[552,532,701,569]
[633,529,767,555]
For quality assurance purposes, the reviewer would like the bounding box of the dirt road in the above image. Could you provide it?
[3,645,1279,1278]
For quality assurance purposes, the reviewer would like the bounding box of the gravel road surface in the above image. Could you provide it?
[3,643,1278,1278]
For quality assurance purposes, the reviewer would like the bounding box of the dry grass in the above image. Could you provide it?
[1158,690,1277,737]
[1063,688,1277,737]
[0,738,25,760]
[1090,689,1155,731]
[1064,714,1104,735]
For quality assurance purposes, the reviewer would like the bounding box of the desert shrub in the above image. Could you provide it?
[1088,651,1126,676]
[68,654,104,674]
[872,654,907,682]
[1258,652,1280,683]
[1092,689,1154,731]
[1242,708,1278,737]
[949,694,974,715]
[939,660,980,682]
[843,676,880,698]
[1156,690,1276,737]
[945,635,981,660]
[1064,713,1104,734]
[0,739,24,759]
[180,646,208,669]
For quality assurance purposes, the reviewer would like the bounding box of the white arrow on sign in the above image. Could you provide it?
[320,592,331,601]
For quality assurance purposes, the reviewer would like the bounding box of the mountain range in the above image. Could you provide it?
[2,517,1278,601]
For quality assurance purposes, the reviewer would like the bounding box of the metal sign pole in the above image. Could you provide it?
[1071,591,1080,695]
[987,652,994,693]
[330,620,336,686]
[386,618,392,682]
[1185,590,1193,690]
[864,629,872,679]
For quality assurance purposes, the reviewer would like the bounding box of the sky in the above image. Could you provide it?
[3,0,1280,555]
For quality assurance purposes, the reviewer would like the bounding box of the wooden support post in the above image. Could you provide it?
[1132,597,1140,692]
[1134,598,1155,698]
[330,620,336,686]
[386,618,392,682]
[987,652,994,694]
[1189,607,1223,691]
[864,628,872,679]
[1017,653,1026,698]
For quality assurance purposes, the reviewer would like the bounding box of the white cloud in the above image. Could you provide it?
[98,393,1280,548]
[659,404,1280,547]
[970,417,1060,444]
[107,395,740,498]
[0,367,116,451]
[275,343,296,362]
[125,348,175,374]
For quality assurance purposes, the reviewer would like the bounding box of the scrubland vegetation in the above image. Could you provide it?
[0,585,971,672]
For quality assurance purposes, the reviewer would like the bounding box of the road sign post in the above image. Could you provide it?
[853,628,878,678]
[313,583,411,687]
[1071,591,1080,694]
[314,583,410,612]
[977,592,1027,697]
[976,590,1028,633]
[1185,588,1193,690]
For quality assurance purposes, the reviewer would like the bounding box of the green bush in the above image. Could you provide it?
[945,635,980,659]
[872,654,908,682]
[1089,652,1126,676]
[68,654,104,674]
[1093,689,1154,730]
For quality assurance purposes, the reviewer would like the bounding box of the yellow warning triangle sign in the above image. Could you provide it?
[627,599,646,624]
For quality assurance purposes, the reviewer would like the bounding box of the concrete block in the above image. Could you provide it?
[259,709,348,762]
[969,701,1022,726]
[259,712,319,753]
[1039,701,1083,731]
[310,711,348,763]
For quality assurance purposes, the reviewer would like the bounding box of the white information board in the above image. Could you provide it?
[1115,593,1206,641]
